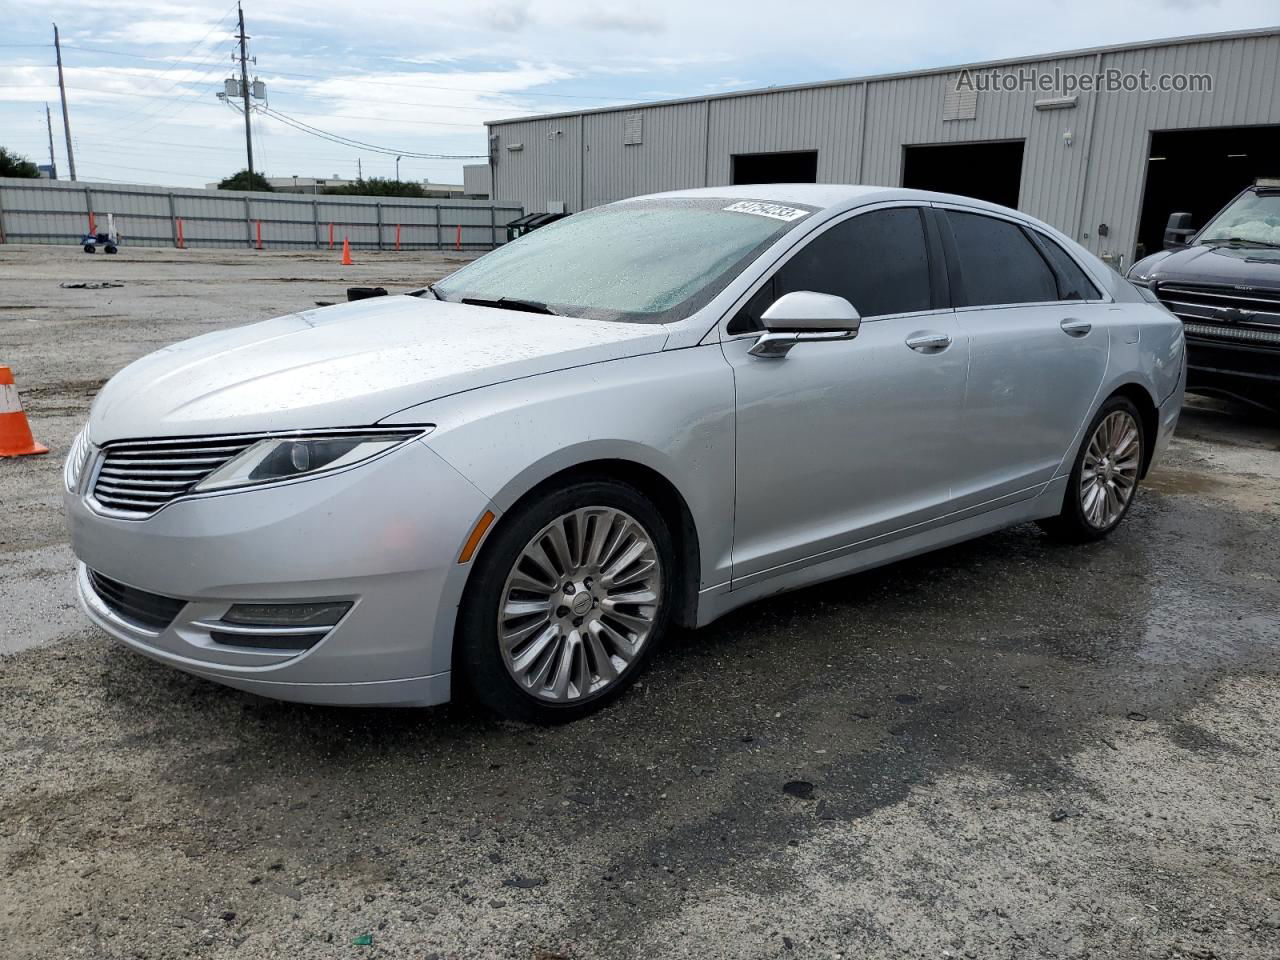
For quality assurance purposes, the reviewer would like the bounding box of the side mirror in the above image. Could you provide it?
[750,291,861,358]
[1163,212,1195,250]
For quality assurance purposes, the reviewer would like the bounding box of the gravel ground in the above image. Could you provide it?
[1,244,1278,960]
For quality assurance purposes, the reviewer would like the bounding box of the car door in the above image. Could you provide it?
[935,206,1110,511]
[722,204,969,586]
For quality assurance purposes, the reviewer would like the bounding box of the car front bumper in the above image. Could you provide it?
[1185,337,1280,413]
[65,438,496,706]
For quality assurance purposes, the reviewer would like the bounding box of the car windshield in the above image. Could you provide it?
[1198,190,1280,247]
[433,198,815,323]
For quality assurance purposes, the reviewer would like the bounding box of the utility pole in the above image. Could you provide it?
[53,24,76,181]
[44,103,58,179]
[357,157,362,180]
[236,3,254,180]
[395,155,401,182]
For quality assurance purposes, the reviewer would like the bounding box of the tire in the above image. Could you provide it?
[1038,395,1145,543]
[456,479,676,723]
[83,244,95,254]
[104,245,118,254]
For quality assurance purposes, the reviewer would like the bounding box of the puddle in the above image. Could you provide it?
[1144,467,1224,496]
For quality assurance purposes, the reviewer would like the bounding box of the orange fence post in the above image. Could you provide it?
[395,224,401,251]
[176,218,185,249]
[255,220,263,250]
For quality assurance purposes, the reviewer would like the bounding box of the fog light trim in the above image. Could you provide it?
[222,601,352,627]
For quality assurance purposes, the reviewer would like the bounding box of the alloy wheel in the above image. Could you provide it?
[497,507,663,702]
[1080,410,1141,529]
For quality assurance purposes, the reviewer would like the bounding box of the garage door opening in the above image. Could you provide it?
[1135,125,1280,260]
[731,151,818,185]
[901,140,1024,209]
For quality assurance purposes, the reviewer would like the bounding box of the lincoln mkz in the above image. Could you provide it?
[65,186,1185,721]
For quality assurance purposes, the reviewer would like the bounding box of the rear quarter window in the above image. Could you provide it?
[1033,232,1102,301]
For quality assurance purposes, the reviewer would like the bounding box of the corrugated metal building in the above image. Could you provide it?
[463,164,492,199]
[485,27,1280,268]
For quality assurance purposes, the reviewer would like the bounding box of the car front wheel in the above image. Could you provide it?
[456,479,674,722]
[1039,395,1145,543]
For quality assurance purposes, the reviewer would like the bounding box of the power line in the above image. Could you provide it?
[97,7,239,137]
[118,4,238,94]
[256,105,483,130]
[43,43,637,103]
[4,81,495,125]
[74,159,220,180]
[7,71,604,117]
[256,105,485,159]
[109,41,239,135]
[257,66,636,102]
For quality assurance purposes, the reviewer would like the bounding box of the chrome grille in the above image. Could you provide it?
[91,436,255,516]
[1154,283,1280,347]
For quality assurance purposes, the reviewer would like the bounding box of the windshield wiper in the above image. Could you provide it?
[409,284,445,300]
[1205,237,1280,248]
[460,296,558,315]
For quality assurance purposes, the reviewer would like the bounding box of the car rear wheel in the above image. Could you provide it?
[456,480,674,723]
[1039,395,1145,543]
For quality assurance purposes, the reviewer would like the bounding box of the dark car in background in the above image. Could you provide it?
[1129,179,1280,413]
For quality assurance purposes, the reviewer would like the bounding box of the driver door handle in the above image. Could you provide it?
[1060,318,1092,337]
[905,332,953,353]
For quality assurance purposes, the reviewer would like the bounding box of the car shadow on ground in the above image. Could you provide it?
[88,492,1267,831]
[6,452,1277,958]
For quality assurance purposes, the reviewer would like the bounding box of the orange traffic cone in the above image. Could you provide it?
[0,366,48,458]
[341,236,353,266]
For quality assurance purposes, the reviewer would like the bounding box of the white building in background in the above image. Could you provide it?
[485,27,1280,268]
[463,163,492,199]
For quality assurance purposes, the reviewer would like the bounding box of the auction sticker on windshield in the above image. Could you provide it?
[722,201,808,222]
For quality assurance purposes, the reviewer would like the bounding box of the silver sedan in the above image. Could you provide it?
[64,186,1185,722]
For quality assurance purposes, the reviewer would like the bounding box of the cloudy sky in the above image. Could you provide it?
[1,0,1275,189]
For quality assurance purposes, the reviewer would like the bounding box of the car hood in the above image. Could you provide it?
[1131,243,1280,290]
[88,295,669,442]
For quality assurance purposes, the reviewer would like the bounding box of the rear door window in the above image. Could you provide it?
[946,211,1059,307]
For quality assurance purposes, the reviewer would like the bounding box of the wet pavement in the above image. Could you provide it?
[1,246,1278,959]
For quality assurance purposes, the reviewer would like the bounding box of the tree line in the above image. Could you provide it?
[218,169,436,197]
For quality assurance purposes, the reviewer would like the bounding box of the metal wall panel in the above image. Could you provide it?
[463,163,492,197]
[486,29,1280,269]
[862,53,1103,241]
[1078,34,1280,265]
[583,101,708,207]
[0,177,522,250]
[706,85,861,185]
[486,115,582,214]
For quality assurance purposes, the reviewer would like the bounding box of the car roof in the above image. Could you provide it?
[628,183,1022,218]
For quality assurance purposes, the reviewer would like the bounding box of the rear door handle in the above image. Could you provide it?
[905,332,953,353]
[1060,318,1092,337]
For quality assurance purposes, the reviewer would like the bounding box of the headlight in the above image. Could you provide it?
[193,430,427,493]
[64,427,93,493]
